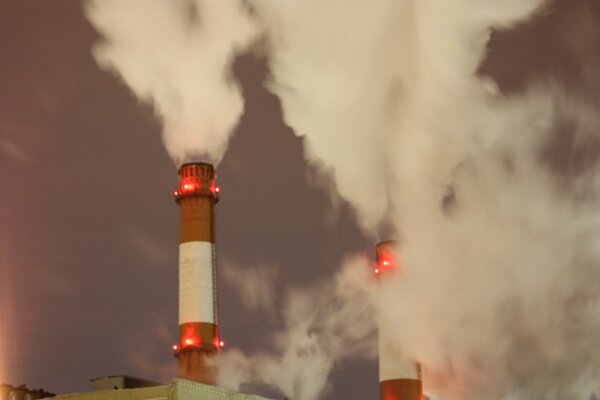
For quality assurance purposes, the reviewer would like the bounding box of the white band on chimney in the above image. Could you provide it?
[379,329,420,381]
[179,241,214,325]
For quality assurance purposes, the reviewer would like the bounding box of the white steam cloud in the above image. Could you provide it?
[251,0,600,398]
[387,88,600,399]
[250,0,548,231]
[85,0,259,165]
[88,0,600,399]
[214,258,377,400]
[221,262,279,319]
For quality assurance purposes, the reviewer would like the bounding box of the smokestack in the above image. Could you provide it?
[173,162,221,384]
[376,241,423,400]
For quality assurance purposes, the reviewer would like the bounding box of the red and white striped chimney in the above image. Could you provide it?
[173,162,221,384]
[376,241,423,400]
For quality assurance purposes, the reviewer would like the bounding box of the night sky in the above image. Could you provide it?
[1,1,599,399]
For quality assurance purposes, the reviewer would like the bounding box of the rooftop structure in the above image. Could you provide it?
[90,376,161,392]
[53,379,271,400]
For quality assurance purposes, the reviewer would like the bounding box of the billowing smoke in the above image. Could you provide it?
[384,88,600,399]
[250,0,548,232]
[215,257,377,400]
[87,0,600,399]
[85,0,259,165]
[251,0,600,398]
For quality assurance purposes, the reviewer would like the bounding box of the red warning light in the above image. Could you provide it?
[375,242,399,275]
[180,179,199,194]
[378,257,395,272]
[180,325,201,348]
[210,183,221,196]
[213,337,225,348]
[181,335,199,348]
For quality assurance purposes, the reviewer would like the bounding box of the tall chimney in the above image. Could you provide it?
[173,162,221,384]
[376,241,423,400]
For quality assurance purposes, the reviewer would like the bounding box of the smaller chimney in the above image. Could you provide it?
[376,241,423,400]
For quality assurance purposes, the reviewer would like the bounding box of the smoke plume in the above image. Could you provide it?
[251,0,600,398]
[85,0,259,165]
[221,261,279,319]
[214,257,377,400]
[88,0,600,398]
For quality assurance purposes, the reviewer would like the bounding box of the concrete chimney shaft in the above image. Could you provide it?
[173,162,220,384]
[376,241,423,400]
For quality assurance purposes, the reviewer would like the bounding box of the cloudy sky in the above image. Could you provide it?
[1,1,599,399]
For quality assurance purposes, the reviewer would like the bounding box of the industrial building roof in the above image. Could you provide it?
[52,379,272,400]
